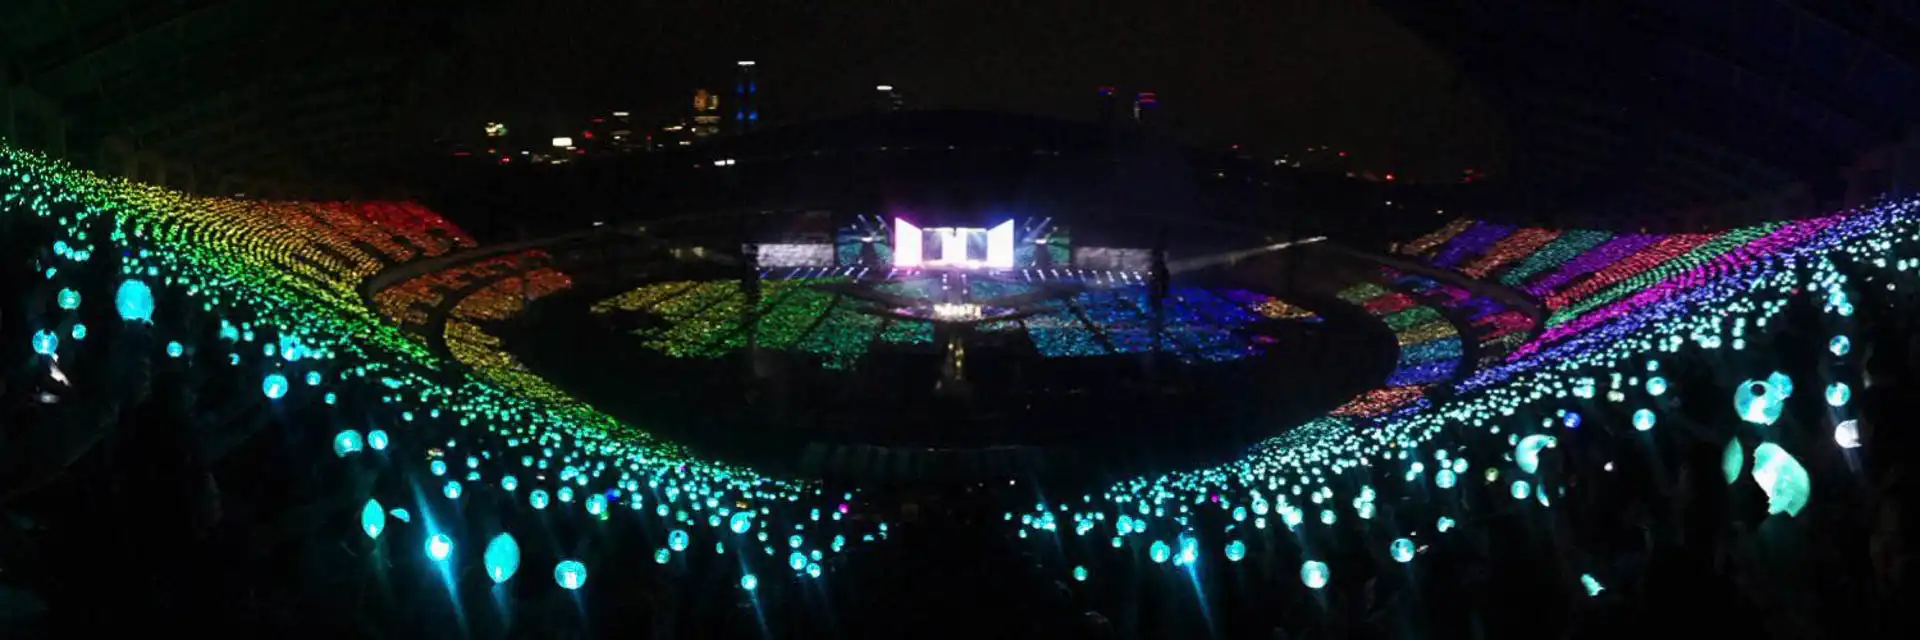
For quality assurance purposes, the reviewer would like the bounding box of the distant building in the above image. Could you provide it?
[660,123,693,148]
[692,88,723,137]
[576,111,642,155]
[463,121,509,161]
[1132,92,1157,125]
[736,61,760,133]
[876,84,905,112]
[1096,86,1121,128]
[605,110,640,153]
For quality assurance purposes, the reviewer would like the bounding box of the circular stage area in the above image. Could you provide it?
[496,229,1391,484]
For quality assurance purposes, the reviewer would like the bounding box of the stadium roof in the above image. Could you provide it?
[4,1,1914,213]
[0,0,455,190]
[1378,0,1920,218]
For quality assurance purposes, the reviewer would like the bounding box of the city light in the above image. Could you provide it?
[551,137,573,148]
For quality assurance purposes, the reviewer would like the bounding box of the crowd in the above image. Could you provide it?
[2,137,1916,639]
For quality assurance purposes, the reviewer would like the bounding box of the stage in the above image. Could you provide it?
[500,260,1389,485]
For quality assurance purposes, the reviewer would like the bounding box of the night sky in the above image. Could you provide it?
[418,0,1501,180]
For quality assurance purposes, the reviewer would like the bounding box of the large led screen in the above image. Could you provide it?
[755,243,835,267]
[1072,247,1154,271]
[893,219,1014,269]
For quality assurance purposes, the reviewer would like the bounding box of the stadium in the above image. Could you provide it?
[2,2,1917,638]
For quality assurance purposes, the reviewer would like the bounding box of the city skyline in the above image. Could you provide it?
[419,0,1501,181]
